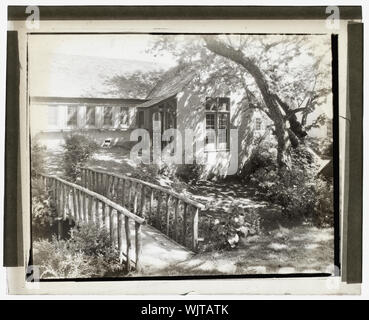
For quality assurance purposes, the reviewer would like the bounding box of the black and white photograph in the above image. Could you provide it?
[29,33,335,279]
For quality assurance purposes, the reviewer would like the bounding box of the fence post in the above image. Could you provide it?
[156,191,162,230]
[61,183,66,220]
[135,222,142,273]
[77,190,83,222]
[127,181,132,210]
[81,169,85,187]
[105,174,111,197]
[94,198,99,224]
[57,181,63,239]
[72,188,78,223]
[125,216,131,272]
[101,202,106,229]
[88,194,93,222]
[118,213,124,263]
[66,186,72,224]
[174,198,179,242]
[52,178,57,204]
[87,170,90,189]
[69,187,74,221]
[140,185,146,217]
[192,207,199,252]
[108,206,114,247]
[133,184,139,215]
[82,192,87,222]
[121,178,126,207]
[165,195,171,236]
[149,188,154,221]
[182,203,188,246]
[111,176,116,199]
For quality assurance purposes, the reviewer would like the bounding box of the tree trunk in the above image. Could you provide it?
[203,36,306,169]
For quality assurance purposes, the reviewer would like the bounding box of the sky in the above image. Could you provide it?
[28,34,178,68]
[28,34,178,98]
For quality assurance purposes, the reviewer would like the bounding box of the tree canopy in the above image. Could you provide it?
[103,69,164,99]
[150,34,332,168]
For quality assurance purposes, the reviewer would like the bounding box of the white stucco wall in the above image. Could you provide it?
[175,82,272,177]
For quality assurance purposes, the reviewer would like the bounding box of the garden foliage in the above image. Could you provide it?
[247,145,334,227]
[31,140,47,177]
[33,223,125,279]
[200,206,262,251]
[62,133,98,182]
[31,178,57,240]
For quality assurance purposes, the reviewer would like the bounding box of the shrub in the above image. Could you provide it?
[306,137,333,158]
[175,163,205,183]
[33,237,98,279]
[199,205,262,251]
[31,140,47,178]
[69,223,117,260]
[69,223,125,276]
[31,178,57,240]
[237,139,277,180]
[33,223,126,279]
[249,145,334,227]
[137,162,167,179]
[322,142,333,157]
[314,179,334,227]
[62,133,98,182]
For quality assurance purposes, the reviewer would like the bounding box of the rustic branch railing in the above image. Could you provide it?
[79,167,207,252]
[37,173,145,272]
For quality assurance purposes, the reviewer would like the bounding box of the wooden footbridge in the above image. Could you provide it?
[37,167,207,273]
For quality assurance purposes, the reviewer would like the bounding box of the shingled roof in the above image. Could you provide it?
[147,64,197,99]
[136,64,197,109]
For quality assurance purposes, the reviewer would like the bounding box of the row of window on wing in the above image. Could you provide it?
[47,106,131,127]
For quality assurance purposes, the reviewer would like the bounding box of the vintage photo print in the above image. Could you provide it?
[29,32,336,280]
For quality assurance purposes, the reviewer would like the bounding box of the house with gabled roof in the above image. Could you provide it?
[31,55,332,177]
[135,64,272,177]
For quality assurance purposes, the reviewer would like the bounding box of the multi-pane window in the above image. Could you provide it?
[205,97,230,150]
[119,107,129,126]
[103,106,113,126]
[86,107,95,126]
[218,113,229,148]
[47,107,58,126]
[67,106,77,127]
[205,113,216,145]
[255,117,262,131]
